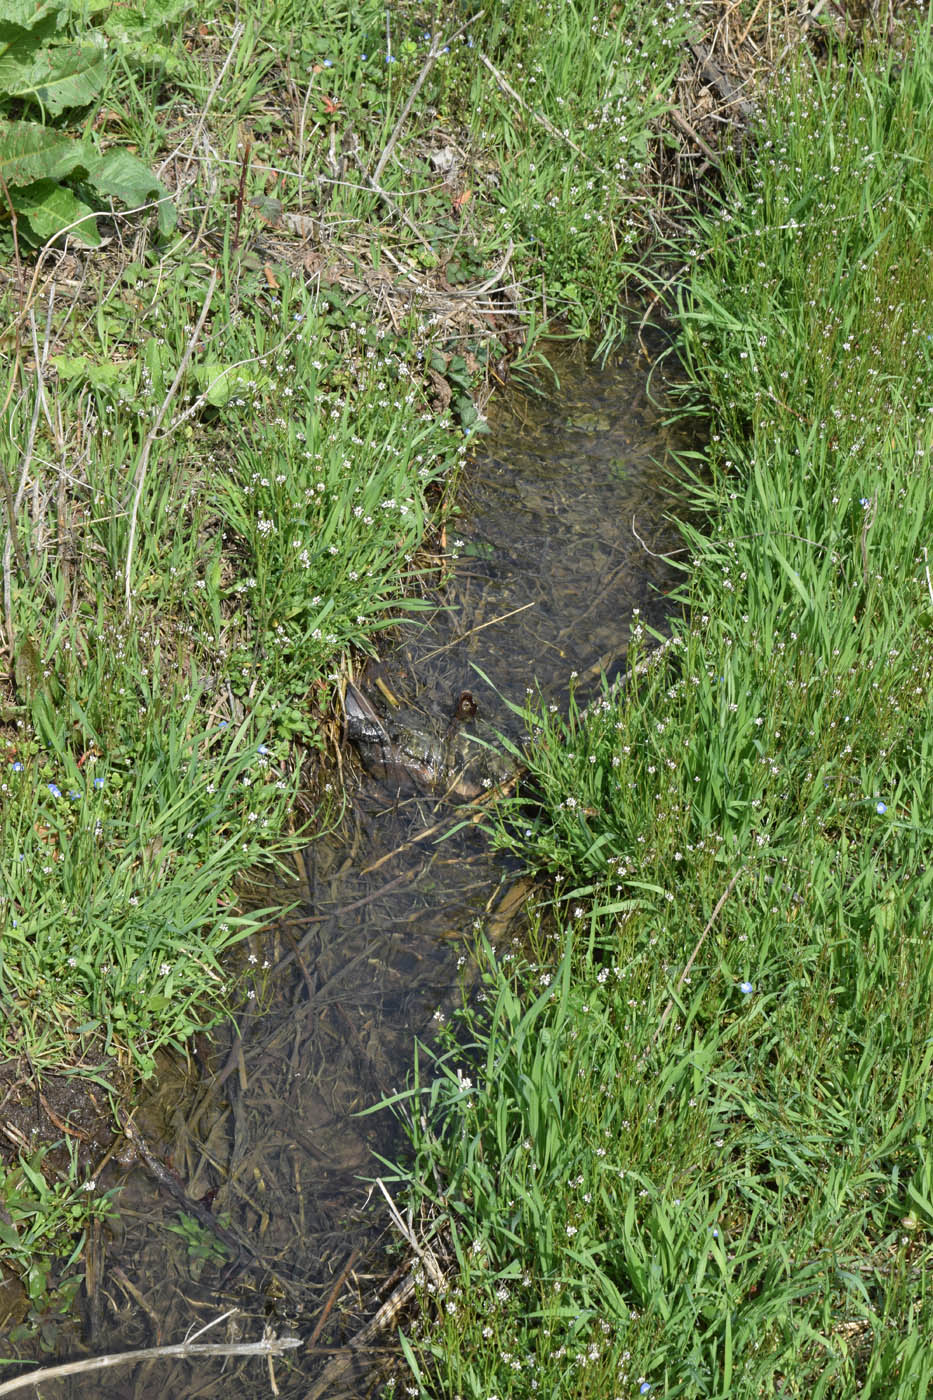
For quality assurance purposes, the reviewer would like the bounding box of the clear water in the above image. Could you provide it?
[48,341,690,1398]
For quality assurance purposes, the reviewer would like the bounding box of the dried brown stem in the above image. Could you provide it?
[123,269,217,614]
[653,867,745,1045]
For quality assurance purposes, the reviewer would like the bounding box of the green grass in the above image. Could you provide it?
[389,20,933,1398]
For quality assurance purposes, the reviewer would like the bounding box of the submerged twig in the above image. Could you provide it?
[0,1318,300,1397]
[631,514,689,559]
[304,1269,420,1400]
[415,600,536,664]
[307,1248,360,1349]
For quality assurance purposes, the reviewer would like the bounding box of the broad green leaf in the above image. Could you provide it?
[0,118,82,186]
[0,0,64,34]
[52,354,125,388]
[12,175,100,244]
[191,363,256,408]
[0,39,108,115]
[85,146,176,233]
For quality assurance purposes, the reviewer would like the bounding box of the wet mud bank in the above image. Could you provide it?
[35,340,692,1398]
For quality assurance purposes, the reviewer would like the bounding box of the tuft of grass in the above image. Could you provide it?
[391,19,933,1398]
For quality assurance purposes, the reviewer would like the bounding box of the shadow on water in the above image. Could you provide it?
[56,340,692,1398]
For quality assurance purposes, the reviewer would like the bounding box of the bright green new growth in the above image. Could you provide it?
[395,24,933,1399]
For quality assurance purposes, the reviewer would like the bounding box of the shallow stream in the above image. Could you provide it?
[59,339,688,1398]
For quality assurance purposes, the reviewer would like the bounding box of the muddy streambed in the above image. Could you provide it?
[49,342,688,1398]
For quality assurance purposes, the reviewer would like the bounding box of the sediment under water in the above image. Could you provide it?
[55,339,689,1399]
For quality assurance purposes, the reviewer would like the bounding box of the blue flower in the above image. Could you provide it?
[323,58,332,67]
[11,761,23,772]
[48,783,62,798]
[93,777,105,789]
[876,801,887,814]
[739,981,754,995]
[257,744,269,755]
[68,790,80,800]
[640,1385,652,1395]
[860,497,870,507]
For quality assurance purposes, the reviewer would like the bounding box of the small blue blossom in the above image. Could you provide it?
[68,790,80,800]
[48,783,62,798]
[93,776,105,789]
[860,497,870,507]
[11,761,23,771]
[385,53,396,62]
[739,981,754,995]
[360,53,367,60]
[322,58,332,67]
[640,1385,652,1395]
[257,744,269,755]
[876,801,887,814]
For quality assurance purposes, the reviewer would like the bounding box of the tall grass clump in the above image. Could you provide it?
[392,22,933,1399]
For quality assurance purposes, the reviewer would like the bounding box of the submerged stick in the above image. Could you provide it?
[304,1270,419,1400]
[416,600,536,664]
[0,1332,300,1396]
[307,1248,360,1350]
[115,1110,295,1293]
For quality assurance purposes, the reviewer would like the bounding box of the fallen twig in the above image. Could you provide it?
[123,269,217,614]
[374,13,483,185]
[653,866,745,1045]
[479,52,594,168]
[669,107,720,165]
